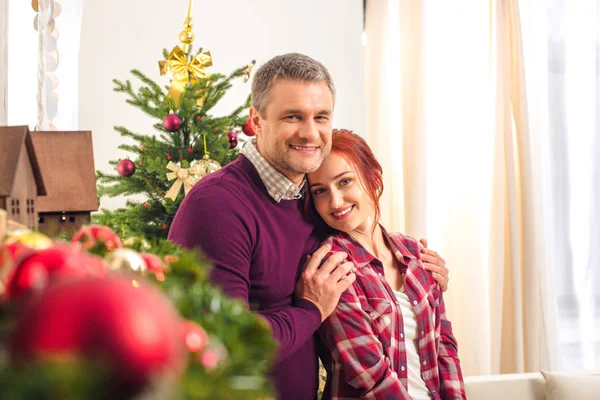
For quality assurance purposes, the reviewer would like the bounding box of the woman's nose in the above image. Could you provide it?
[329,190,343,209]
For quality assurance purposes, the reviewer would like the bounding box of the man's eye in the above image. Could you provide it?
[284,115,300,120]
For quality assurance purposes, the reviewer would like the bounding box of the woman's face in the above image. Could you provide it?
[307,152,376,234]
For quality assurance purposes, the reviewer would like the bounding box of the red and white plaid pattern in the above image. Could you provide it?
[318,227,466,400]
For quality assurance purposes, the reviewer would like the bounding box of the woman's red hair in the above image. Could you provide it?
[304,129,384,232]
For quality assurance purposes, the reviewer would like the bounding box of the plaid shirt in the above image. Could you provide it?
[318,227,466,400]
[240,138,305,202]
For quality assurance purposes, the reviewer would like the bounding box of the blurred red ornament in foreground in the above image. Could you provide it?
[139,253,165,275]
[181,320,208,353]
[72,225,123,252]
[10,275,186,394]
[0,242,32,270]
[5,243,106,301]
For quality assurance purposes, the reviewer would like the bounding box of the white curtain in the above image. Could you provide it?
[7,0,84,129]
[521,0,600,371]
[365,0,558,376]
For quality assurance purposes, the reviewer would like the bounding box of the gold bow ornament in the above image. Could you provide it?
[165,161,199,201]
[159,47,212,107]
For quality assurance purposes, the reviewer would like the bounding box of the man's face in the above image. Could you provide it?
[250,80,334,185]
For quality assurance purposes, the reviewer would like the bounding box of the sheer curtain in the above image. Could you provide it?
[521,0,600,371]
[7,0,84,129]
[365,0,558,376]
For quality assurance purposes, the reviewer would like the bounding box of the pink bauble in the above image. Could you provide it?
[116,159,136,177]
[163,114,182,132]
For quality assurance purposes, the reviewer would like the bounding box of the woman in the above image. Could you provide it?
[306,130,466,400]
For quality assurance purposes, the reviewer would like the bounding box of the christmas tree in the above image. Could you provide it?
[95,6,255,240]
[0,3,277,399]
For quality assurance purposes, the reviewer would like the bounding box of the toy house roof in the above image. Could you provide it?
[0,126,47,197]
[30,131,99,213]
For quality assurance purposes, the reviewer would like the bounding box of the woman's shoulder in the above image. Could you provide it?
[387,231,421,260]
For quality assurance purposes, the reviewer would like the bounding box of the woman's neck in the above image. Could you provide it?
[348,222,387,260]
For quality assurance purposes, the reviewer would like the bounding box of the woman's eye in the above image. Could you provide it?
[312,188,325,196]
[339,178,352,186]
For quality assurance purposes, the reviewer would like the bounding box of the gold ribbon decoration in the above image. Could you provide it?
[165,161,199,201]
[242,60,256,83]
[159,47,212,107]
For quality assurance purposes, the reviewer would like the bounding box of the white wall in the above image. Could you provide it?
[0,0,7,125]
[79,0,366,211]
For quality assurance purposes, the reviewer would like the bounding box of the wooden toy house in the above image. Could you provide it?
[30,130,99,236]
[0,126,99,236]
[0,126,47,229]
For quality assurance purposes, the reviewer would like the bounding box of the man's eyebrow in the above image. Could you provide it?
[278,109,332,116]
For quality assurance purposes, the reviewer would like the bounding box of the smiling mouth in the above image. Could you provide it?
[289,144,319,151]
[331,205,354,220]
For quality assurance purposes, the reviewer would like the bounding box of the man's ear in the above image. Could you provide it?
[249,106,262,135]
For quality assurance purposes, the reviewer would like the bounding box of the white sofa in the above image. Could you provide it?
[465,371,600,400]
[465,373,545,400]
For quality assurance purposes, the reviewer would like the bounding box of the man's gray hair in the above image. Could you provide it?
[251,53,336,117]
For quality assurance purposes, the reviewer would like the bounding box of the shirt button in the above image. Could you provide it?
[423,360,427,365]
[401,365,406,371]
[400,332,404,338]
[421,330,425,336]
[378,272,383,276]
[413,300,418,305]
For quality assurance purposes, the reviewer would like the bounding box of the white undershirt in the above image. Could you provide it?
[393,286,432,400]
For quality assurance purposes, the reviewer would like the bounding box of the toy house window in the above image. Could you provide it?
[26,199,34,214]
[38,217,45,223]
[69,216,75,223]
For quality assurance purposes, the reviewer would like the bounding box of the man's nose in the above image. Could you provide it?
[298,120,319,142]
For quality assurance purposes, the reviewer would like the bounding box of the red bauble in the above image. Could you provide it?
[181,321,208,353]
[229,139,238,149]
[242,119,256,137]
[162,224,167,230]
[144,203,149,209]
[72,225,123,252]
[163,114,182,132]
[188,147,193,153]
[117,159,136,177]
[139,253,165,274]
[0,242,32,270]
[5,244,106,301]
[10,275,186,394]
[195,115,201,121]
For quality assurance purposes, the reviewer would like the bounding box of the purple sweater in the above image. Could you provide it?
[168,155,323,400]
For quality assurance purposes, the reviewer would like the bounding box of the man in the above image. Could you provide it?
[168,53,448,399]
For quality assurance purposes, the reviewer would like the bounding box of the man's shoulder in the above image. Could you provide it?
[187,156,260,202]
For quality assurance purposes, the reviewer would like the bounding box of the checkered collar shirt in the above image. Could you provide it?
[241,138,306,202]
[318,226,466,400]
